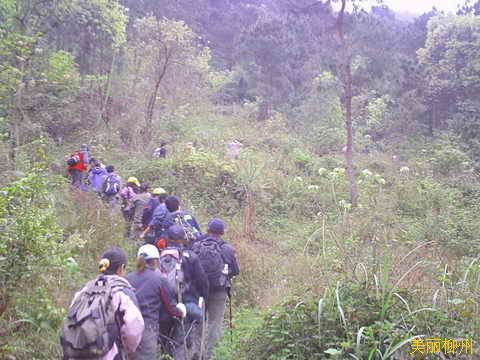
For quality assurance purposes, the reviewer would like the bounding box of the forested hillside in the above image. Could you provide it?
[1,0,480,359]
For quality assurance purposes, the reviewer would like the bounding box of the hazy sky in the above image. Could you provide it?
[381,0,462,14]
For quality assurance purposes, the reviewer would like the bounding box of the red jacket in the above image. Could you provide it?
[68,151,87,172]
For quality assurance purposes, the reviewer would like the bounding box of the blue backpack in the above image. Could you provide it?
[104,174,120,196]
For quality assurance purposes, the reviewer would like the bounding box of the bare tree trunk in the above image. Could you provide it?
[336,0,358,207]
[144,46,171,143]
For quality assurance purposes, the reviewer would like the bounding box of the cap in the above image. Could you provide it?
[99,247,128,275]
[127,176,140,187]
[137,244,160,260]
[208,218,225,235]
[152,187,167,195]
[167,225,186,241]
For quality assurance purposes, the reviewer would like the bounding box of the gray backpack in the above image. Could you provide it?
[60,276,131,359]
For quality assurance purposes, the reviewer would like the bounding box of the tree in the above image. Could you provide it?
[335,0,358,207]
[418,15,480,160]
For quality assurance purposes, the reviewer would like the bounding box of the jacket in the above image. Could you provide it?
[68,151,87,172]
[142,197,160,228]
[89,166,108,193]
[127,268,182,326]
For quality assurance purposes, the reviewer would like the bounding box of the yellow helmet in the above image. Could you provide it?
[127,176,140,187]
[152,187,167,195]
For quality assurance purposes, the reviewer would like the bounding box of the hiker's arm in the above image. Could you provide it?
[191,216,201,233]
[159,280,183,317]
[116,291,144,354]
[223,245,240,277]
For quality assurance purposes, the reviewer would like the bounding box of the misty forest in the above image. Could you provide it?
[1,0,480,359]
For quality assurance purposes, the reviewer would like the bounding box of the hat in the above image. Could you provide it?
[99,247,128,275]
[152,187,167,195]
[167,225,186,241]
[208,218,225,235]
[127,176,140,187]
[106,165,115,173]
[137,244,160,260]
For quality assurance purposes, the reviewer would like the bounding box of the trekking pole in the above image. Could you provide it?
[227,287,233,345]
[199,297,206,360]
[176,263,190,359]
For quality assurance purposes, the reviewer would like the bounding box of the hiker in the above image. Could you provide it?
[127,244,187,360]
[192,218,240,359]
[162,195,202,245]
[141,187,168,244]
[131,183,152,240]
[153,142,167,159]
[66,144,89,189]
[102,165,122,206]
[161,225,209,360]
[61,247,144,359]
[142,187,167,229]
[120,176,140,238]
[227,139,243,159]
[88,158,108,194]
[143,192,170,244]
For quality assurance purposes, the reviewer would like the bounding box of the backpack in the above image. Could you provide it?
[169,212,200,243]
[104,174,120,196]
[191,238,228,290]
[158,248,185,296]
[60,276,131,359]
[67,153,81,167]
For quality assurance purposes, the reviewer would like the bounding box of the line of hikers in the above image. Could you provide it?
[62,145,240,360]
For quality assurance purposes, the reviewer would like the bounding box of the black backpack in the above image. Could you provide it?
[167,211,200,243]
[60,276,131,359]
[67,154,80,167]
[191,238,228,290]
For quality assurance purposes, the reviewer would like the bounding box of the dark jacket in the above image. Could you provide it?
[142,197,160,228]
[127,267,182,326]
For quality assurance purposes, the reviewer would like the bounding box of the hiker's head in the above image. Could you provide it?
[98,247,127,276]
[161,142,167,147]
[136,244,160,272]
[140,182,150,193]
[127,176,140,188]
[106,165,115,173]
[90,158,100,167]
[152,187,167,201]
[208,218,225,236]
[80,144,88,151]
[167,225,186,246]
[165,196,180,212]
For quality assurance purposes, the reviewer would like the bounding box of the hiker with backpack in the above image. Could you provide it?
[102,165,122,206]
[160,224,209,360]
[152,142,167,159]
[140,187,168,245]
[88,158,108,194]
[61,247,144,359]
[66,144,90,189]
[162,196,202,245]
[192,218,240,359]
[120,176,140,238]
[132,183,152,240]
[127,244,187,360]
